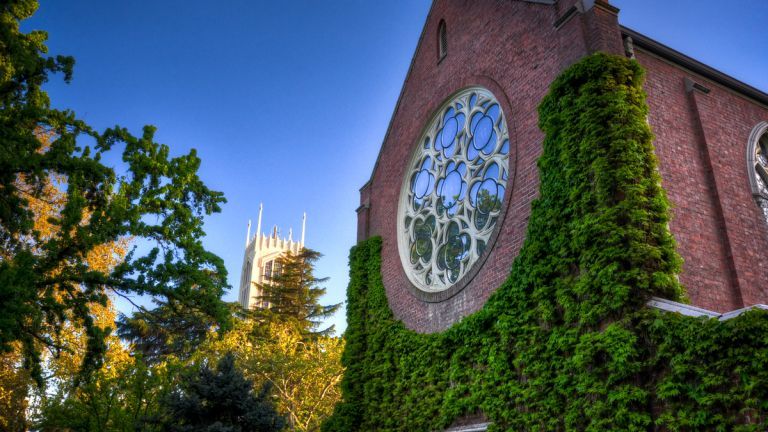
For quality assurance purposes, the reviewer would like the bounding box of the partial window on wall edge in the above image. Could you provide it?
[746,121,768,223]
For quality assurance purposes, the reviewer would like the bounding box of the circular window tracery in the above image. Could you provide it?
[398,87,510,293]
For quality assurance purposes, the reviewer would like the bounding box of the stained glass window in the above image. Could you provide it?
[398,87,510,293]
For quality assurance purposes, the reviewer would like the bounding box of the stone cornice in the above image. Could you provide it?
[622,26,768,107]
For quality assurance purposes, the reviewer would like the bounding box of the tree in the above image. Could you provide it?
[0,0,230,381]
[0,127,138,429]
[158,353,285,432]
[34,350,180,432]
[116,301,224,365]
[255,249,340,338]
[249,323,344,432]
[0,344,30,432]
[29,295,172,432]
[199,318,344,432]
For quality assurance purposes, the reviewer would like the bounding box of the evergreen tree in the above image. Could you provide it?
[117,301,228,364]
[254,249,340,337]
[159,353,285,432]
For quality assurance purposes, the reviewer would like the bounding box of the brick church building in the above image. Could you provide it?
[356,0,768,334]
[328,1,768,430]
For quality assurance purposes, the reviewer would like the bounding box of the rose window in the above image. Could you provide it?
[398,87,510,293]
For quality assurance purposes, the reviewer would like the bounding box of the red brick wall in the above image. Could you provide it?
[358,0,768,332]
[638,49,768,312]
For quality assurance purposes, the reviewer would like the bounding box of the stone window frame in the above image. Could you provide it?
[746,121,768,221]
[396,86,511,301]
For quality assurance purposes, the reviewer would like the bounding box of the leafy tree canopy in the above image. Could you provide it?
[0,0,230,382]
[198,316,344,432]
[116,300,232,365]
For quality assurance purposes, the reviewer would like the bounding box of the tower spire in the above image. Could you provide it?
[301,212,306,246]
[245,219,251,247]
[256,203,263,240]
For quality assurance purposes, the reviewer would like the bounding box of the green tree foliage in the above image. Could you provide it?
[116,301,223,365]
[255,249,340,337]
[0,345,30,432]
[34,356,178,432]
[199,317,345,432]
[32,302,344,431]
[324,54,768,431]
[157,353,285,432]
[0,0,230,381]
[1,145,145,429]
[26,284,176,431]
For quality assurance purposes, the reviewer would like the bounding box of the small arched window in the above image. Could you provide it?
[746,121,768,222]
[438,20,447,61]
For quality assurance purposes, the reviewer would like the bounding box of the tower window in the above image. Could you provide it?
[438,20,447,61]
[241,260,252,304]
[264,260,273,280]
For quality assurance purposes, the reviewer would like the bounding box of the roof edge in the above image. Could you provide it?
[621,25,768,106]
[362,17,768,192]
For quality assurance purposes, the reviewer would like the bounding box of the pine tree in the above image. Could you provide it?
[254,248,340,338]
[159,353,285,432]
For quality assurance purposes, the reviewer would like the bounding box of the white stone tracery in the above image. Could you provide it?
[398,87,509,293]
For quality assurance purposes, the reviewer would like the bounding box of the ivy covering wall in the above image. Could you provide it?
[323,53,768,432]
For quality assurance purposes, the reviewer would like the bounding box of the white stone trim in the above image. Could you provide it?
[442,422,490,432]
[646,297,720,318]
[647,296,768,321]
[719,304,768,321]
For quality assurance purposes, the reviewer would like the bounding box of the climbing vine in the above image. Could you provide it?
[323,53,768,432]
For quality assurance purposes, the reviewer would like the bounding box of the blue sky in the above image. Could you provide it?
[25,1,767,334]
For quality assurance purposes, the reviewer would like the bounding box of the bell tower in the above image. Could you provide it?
[238,204,306,309]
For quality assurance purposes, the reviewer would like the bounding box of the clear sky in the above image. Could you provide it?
[24,1,767,334]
